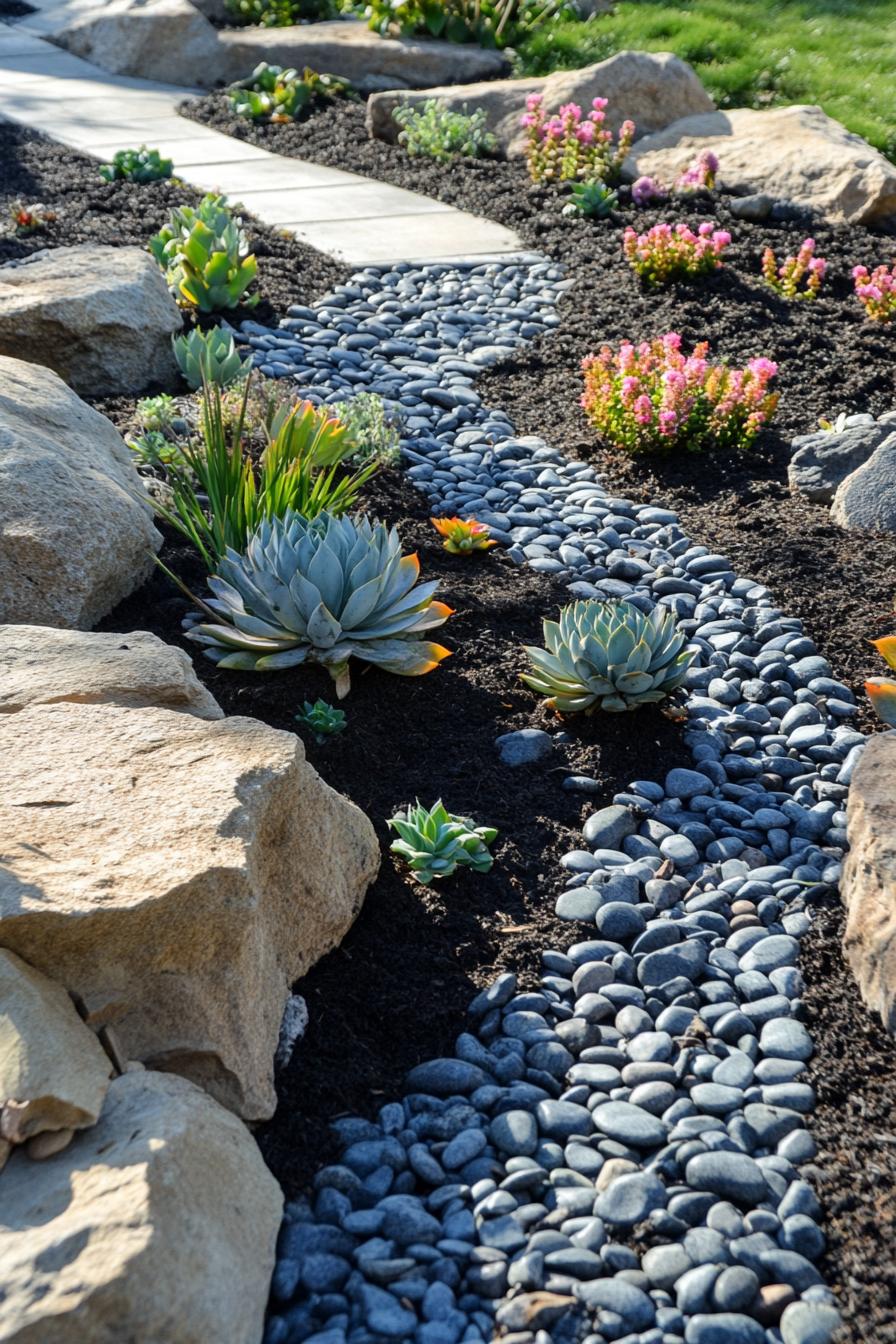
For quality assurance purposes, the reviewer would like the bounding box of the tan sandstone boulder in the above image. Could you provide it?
[0,245,181,395]
[46,0,222,89]
[0,949,111,1147]
[0,625,221,719]
[625,105,896,226]
[0,701,379,1119]
[842,733,896,1031]
[0,357,160,629]
[0,1069,282,1344]
[366,50,714,150]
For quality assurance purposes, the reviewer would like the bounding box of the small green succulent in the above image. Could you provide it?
[127,430,185,468]
[393,100,497,161]
[173,326,253,390]
[229,63,351,122]
[522,599,694,713]
[295,698,347,742]
[136,392,179,433]
[388,800,497,885]
[563,179,619,219]
[332,392,403,466]
[149,193,258,312]
[100,146,173,183]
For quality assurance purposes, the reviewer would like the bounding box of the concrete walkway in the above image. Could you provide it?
[0,21,522,265]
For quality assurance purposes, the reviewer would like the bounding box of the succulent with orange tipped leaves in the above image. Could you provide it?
[432,516,497,556]
[866,634,896,727]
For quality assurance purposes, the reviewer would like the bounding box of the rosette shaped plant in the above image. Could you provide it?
[522,599,694,713]
[388,800,497,886]
[187,510,452,697]
[866,634,896,726]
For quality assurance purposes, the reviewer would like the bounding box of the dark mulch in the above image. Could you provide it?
[100,468,691,1194]
[801,899,896,1343]
[180,96,896,729]
[0,124,349,325]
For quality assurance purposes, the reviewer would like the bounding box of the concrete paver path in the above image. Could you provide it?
[0,21,523,265]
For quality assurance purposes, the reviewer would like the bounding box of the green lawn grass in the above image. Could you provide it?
[514,0,896,160]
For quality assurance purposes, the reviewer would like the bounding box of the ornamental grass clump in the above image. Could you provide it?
[186,510,452,697]
[393,100,497,161]
[623,222,731,286]
[432,516,497,555]
[388,800,497,885]
[99,146,172,183]
[229,63,351,123]
[149,193,257,312]
[865,635,896,726]
[762,238,826,300]
[522,599,694,714]
[581,333,779,455]
[853,262,896,322]
[521,94,634,184]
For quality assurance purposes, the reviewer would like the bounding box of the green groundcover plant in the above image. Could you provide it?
[394,100,497,161]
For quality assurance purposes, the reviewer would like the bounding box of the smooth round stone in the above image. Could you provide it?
[567,1063,621,1091]
[565,1142,604,1177]
[591,1101,668,1149]
[584,805,638,849]
[684,1313,765,1344]
[711,1265,760,1312]
[557,888,601,921]
[595,1171,666,1226]
[641,1243,693,1291]
[535,1100,593,1142]
[638,940,708,988]
[576,1277,656,1330]
[544,1246,603,1279]
[495,728,553,766]
[490,1110,538,1157]
[442,1128,487,1170]
[690,1083,744,1115]
[759,1018,814,1061]
[627,1031,673,1063]
[596,902,647,941]
[780,1301,842,1344]
[666,769,713,800]
[713,1052,755,1089]
[573,961,614,995]
[684,1152,769,1206]
[780,1214,825,1259]
[740,935,800,974]
[661,834,700,867]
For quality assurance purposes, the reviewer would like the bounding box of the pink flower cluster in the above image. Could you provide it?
[631,175,668,206]
[675,149,718,192]
[581,332,779,455]
[521,93,635,184]
[853,262,896,322]
[762,238,826,301]
[623,221,731,286]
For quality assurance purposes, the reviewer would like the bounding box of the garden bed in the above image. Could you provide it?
[181,95,896,726]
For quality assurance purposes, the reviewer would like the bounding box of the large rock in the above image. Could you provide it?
[625,105,896,226]
[0,625,222,719]
[789,422,895,504]
[0,1068,282,1344]
[48,2,507,91]
[842,733,896,1032]
[366,50,714,151]
[830,433,896,531]
[0,245,181,396]
[46,0,219,88]
[0,357,160,630]
[0,949,111,1146]
[0,701,379,1119]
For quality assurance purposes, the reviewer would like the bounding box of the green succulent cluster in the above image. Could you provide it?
[135,393,179,433]
[225,0,340,27]
[564,179,619,219]
[229,63,351,123]
[149,193,258,313]
[185,510,452,697]
[332,392,403,466]
[173,326,253,390]
[99,145,173,183]
[522,599,694,713]
[295,698,347,742]
[127,430,185,468]
[394,100,497,162]
[388,800,497,885]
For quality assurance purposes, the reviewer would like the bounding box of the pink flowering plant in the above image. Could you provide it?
[675,150,718,193]
[623,222,731,287]
[521,94,635,184]
[581,333,779,455]
[762,238,826,301]
[853,262,896,322]
[631,175,668,207]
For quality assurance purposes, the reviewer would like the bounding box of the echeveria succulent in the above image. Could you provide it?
[388,799,497,885]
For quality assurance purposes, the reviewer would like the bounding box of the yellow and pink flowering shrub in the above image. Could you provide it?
[762,239,826,300]
[853,262,896,322]
[521,94,635,184]
[623,222,731,286]
[581,333,779,455]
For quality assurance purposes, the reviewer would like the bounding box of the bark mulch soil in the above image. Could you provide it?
[99,469,692,1196]
[5,110,896,1337]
